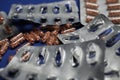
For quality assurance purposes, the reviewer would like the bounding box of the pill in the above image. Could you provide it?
[20,51,32,62]
[85,0,97,3]
[61,28,75,34]
[10,37,25,48]
[106,0,118,4]
[85,2,98,10]
[86,9,99,16]
[10,33,23,42]
[108,11,120,17]
[107,4,120,10]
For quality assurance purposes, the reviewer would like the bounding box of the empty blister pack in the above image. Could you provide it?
[58,14,114,44]
[8,0,79,25]
[100,25,120,80]
[80,0,120,25]
[0,39,105,80]
[0,11,19,40]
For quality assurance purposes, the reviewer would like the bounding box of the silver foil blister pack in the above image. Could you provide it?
[100,25,120,80]
[58,14,114,44]
[0,11,19,40]
[0,39,105,80]
[80,0,120,25]
[8,0,79,25]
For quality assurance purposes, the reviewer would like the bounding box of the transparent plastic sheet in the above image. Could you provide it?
[0,39,105,80]
[8,0,79,25]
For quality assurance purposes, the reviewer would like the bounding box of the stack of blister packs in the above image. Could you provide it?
[0,0,120,80]
[58,14,120,80]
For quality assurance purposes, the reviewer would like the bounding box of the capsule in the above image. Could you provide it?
[24,33,35,44]
[0,39,8,45]
[61,28,75,34]
[110,18,120,24]
[10,33,23,42]
[107,4,120,10]
[30,31,40,41]
[46,35,56,45]
[86,9,99,16]
[108,11,120,17]
[85,2,98,10]
[86,16,94,23]
[20,51,32,62]
[10,37,25,48]
[0,41,9,55]
[42,31,51,42]
[106,0,118,4]
[85,0,97,3]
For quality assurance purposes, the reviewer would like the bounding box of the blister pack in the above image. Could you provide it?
[58,14,114,44]
[0,11,19,40]
[80,0,120,25]
[101,25,120,80]
[0,39,105,80]
[8,0,79,25]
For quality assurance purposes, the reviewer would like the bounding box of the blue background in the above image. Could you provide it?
[0,0,80,79]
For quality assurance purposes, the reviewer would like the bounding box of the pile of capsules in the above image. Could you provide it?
[80,0,120,25]
[0,22,77,61]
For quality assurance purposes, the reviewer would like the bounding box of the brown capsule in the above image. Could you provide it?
[51,30,59,36]
[0,15,4,24]
[0,39,8,45]
[107,4,120,10]
[42,31,51,42]
[86,16,94,23]
[86,9,99,16]
[24,33,35,44]
[64,23,72,29]
[30,31,40,41]
[108,11,120,17]
[85,0,97,3]
[61,28,75,34]
[20,51,31,62]
[8,55,14,62]
[10,37,25,48]
[10,33,23,42]
[0,41,9,56]
[4,25,12,34]
[53,37,60,45]
[110,18,120,24]
[85,2,98,10]
[46,35,56,45]
[106,0,118,4]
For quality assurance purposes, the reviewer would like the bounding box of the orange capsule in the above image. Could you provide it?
[20,51,31,62]
[10,33,23,42]
[0,41,9,55]
[10,37,25,48]
[42,31,51,42]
